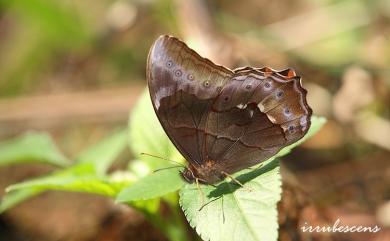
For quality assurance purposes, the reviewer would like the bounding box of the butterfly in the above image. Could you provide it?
[147,35,312,185]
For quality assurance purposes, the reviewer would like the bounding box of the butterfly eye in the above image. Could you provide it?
[276,90,284,99]
[288,125,295,133]
[187,74,194,80]
[224,96,229,101]
[264,81,272,90]
[166,60,173,68]
[283,107,291,116]
[174,69,182,77]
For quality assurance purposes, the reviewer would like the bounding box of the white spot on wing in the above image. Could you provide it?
[300,116,307,126]
[248,109,254,118]
[300,116,308,131]
[257,102,265,112]
[236,103,247,109]
[268,115,276,123]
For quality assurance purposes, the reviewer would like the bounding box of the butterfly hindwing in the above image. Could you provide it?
[147,35,312,184]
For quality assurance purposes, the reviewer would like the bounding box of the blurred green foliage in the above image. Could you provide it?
[0,0,389,96]
[0,0,389,239]
[0,131,69,167]
[0,87,325,241]
[0,0,90,95]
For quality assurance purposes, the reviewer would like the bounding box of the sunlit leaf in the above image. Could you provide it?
[77,129,128,175]
[126,89,188,241]
[179,116,326,241]
[128,89,183,174]
[116,167,185,202]
[6,164,131,197]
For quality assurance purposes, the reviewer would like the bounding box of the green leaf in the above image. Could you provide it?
[116,167,186,203]
[77,129,128,175]
[126,89,190,241]
[0,130,130,213]
[179,116,326,241]
[128,89,182,173]
[6,164,131,197]
[0,131,69,167]
[131,198,161,214]
[180,160,281,241]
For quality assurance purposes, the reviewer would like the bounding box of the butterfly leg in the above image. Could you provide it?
[198,196,225,224]
[221,195,225,223]
[245,163,264,170]
[198,195,223,212]
[221,171,253,192]
[254,163,264,169]
[195,178,205,205]
[221,171,244,187]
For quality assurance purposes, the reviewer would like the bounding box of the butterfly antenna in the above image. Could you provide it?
[140,152,185,167]
[153,165,183,173]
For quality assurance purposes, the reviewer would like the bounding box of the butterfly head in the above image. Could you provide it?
[180,161,226,184]
[180,167,196,183]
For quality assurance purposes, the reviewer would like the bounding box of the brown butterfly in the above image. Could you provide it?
[147,35,312,185]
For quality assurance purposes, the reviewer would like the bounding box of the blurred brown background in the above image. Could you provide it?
[0,0,389,240]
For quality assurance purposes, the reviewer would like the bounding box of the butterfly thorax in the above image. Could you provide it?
[181,160,225,184]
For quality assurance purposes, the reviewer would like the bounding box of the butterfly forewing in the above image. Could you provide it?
[147,35,232,165]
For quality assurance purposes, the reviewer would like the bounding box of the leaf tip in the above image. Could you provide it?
[5,184,15,192]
